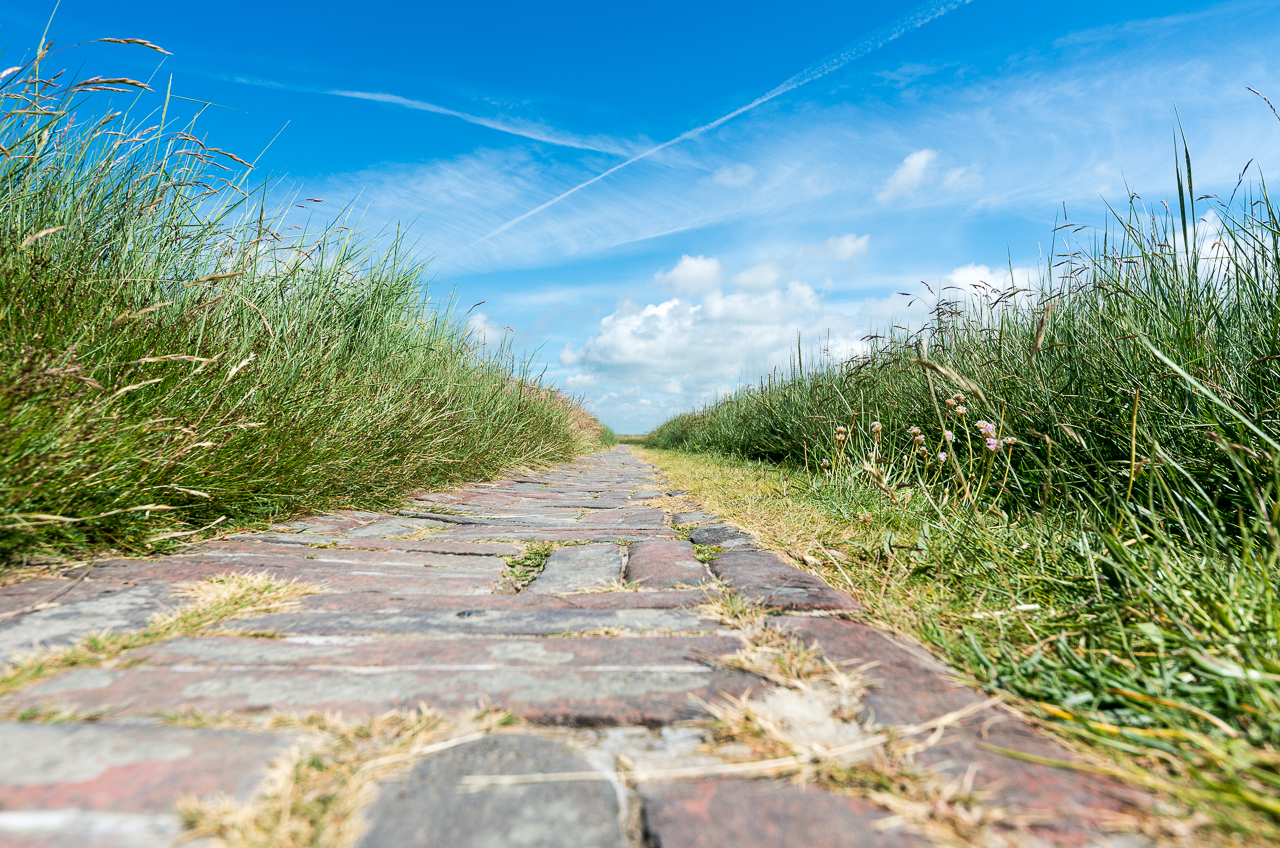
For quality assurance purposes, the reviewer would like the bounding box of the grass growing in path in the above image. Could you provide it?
[175,706,515,848]
[0,571,321,697]
[0,39,606,563]
[495,541,554,593]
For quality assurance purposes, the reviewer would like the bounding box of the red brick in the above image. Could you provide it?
[625,540,709,589]
[709,550,858,611]
[0,724,284,812]
[642,780,920,847]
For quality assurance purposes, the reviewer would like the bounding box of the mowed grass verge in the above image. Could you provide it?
[1,41,606,562]
[646,145,1280,842]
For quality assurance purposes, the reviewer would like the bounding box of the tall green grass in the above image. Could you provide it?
[1,42,605,559]
[653,144,1280,832]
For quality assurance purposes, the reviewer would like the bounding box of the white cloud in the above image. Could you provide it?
[566,276,855,398]
[558,342,582,366]
[733,233,867,293]
[816,233,869,261]
[732,261,782,291]
[928,263,1041,309]
[713,163,757,187]
[652,254,723,295]
[305,4,1280,281]
[467,311,492,344]
[943,166,980,191]
[875,62,941,88]
[572,257,1048,432]
[323,89,639,156]
[876,149,938,202]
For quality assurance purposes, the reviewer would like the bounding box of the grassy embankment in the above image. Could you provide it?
[0,42,606,564]
[647,146,1280,838]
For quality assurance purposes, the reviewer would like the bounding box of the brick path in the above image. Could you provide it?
[0,446,1147,847]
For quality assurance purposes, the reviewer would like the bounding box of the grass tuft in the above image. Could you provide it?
[0,571,321,697]
[495,541,554,594]
[176,706,514,848]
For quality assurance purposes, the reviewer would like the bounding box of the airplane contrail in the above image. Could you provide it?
[233,75,634,155]
[328,89,635,155]
[474,0,974,245]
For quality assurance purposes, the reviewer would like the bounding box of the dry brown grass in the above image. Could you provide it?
[559,577,643,594]
[176,706,516,848]
[694,583,770,629]
[0,572,321,697]
[639,493,701,514]
[642,448,1228,847]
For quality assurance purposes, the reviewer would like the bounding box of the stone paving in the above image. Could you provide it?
[0,446,1148,847]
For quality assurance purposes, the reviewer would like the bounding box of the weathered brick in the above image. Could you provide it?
[358,735,624,848]
[625,540,709,589]
[295,589,708,612]
[235,607,712,638]
[9,635,756,725]
[0,723,285,812]
[578,507,667,527]
[526,544,626,594]
[641,779,921,847]
[0,584,175,664]
[689,524,756,549]
[708,550,858,611]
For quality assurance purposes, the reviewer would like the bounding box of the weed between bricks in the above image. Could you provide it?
[648,141,1280,838]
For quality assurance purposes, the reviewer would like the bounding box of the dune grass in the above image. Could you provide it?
[649,144,1280,838]
[0,41,606,561]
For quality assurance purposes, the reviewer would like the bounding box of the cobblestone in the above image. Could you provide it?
[0,447,1151,846]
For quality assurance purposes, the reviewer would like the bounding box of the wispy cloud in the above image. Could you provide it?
[231,74,635,154]
[326,89,637,155]
[876,149,937,201]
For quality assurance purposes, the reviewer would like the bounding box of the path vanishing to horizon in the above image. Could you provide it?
[0,446,1149,847]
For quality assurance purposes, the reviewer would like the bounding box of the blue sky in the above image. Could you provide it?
[5,0,1280,431]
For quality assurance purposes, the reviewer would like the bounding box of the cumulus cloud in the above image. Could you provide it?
[564,275,855,399]
[941,263,1039,299]
[652,254,723,295]
[730,232,867,293]
[567,253,1048,431]
[876,149,938,202]
[732,261,782,291]
[810,233,870,261]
